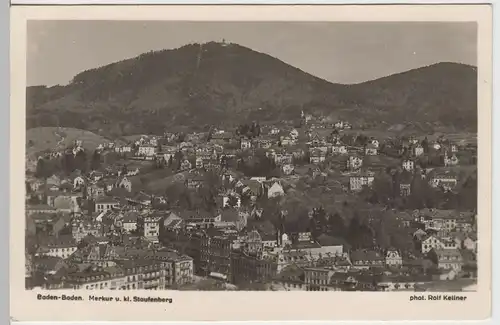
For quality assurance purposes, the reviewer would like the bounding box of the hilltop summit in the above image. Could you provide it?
[27,42,477,136]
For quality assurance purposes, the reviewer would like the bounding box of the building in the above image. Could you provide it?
[346,156,363,171]
[267,182,285,199]
[421,235,445,254]
[36,235,78,259]
[231,249,278,285]
[65,266,128,290]
[399,171,413,197]
[385,249,403,267]
[444,153,459,167]
[349,172,375,192]
[282,164,295,176]
[304,267,334,291]
[429,171,458,191]
[147,250,194,286]
[95,197,120,213]
[86,183,105,200]
[463,234,478,253]
[419,209,458,232]
[434,249,463,272]
[137,145,156,157]
[122,211,139,233]
[402,160,415,172]
[349,250,384,269]
[271,264,305,291]
[71,220,101,243]
[414,144,424,157]
[143,215,162,243]
[309,148,326,164]
[240,138,252,150]
[116,176,132,192]
[201,233,237,279]
[364,144,378,156]
[400,183,411,197]
[331,144,347,155]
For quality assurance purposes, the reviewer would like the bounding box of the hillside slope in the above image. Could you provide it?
[26,127,110,157]
[26,42,478,136]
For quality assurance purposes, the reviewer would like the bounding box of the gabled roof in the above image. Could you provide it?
[122,211,139,223]
[350,250,384,262]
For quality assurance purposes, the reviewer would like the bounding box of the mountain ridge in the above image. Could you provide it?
[26,42,478,137]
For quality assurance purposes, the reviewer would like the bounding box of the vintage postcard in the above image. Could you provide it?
[10,4,492,322]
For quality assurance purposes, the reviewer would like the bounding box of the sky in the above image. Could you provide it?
[26,21,477,86]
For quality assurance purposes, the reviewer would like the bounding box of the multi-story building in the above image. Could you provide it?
[200,233,237,279]
[145,250,194,287]
[385,249,403,267]
[143,215,162,243]
[65,265,127,290]
[435,249,463,272]
[114,259,168,290]
[137,145,157,157]
[71,219,101,243]
[95,197,120,213]
[304,267,334,291]
[36,235,78,259]
[349,172,375,192]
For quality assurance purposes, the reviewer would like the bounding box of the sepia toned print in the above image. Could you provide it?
[11,5,492,322]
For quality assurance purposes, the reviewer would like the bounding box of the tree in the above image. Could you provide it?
[61,153,75,174]
[328,212,346,237]
[311,206,327,238]
[74,150,88,173]
[421,137,429,153]
[35,159,47,178]
[227,195,239,208]
[373,219,391,249]
[90,150,101,171]
[25,181,32,195]
[121,164,128,176]
[174,151,183,170]
[347,214,374,249]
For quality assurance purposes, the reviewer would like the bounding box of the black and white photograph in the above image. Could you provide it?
[24,19,481,292]
[10,4,493,322]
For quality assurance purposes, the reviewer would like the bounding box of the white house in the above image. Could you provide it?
[346,156,363,171]
[365,144,378,156]
[95,197,120,213]
[429,172,458,191]
[73,176,86,189]
[116,176,132,192]
[385,249,403,267]
[349,172,375,192]
[444,153,459,167]
[122,211,138,233]
[241,139,252,150]
[331,144,347,155]
[370,139,380,149]
[268,182,285,198]
[137,145,156,157]
[414,144,424,157]
[282,164,295,176]
[402,160,415,172]
[222,193,242,208]
[421,235,445,254]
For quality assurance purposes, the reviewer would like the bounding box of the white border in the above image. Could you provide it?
[7,2,498,325]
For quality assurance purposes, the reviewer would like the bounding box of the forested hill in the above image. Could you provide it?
[26,42,477,136]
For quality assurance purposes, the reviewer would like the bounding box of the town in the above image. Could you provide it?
[25,110,478,292]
